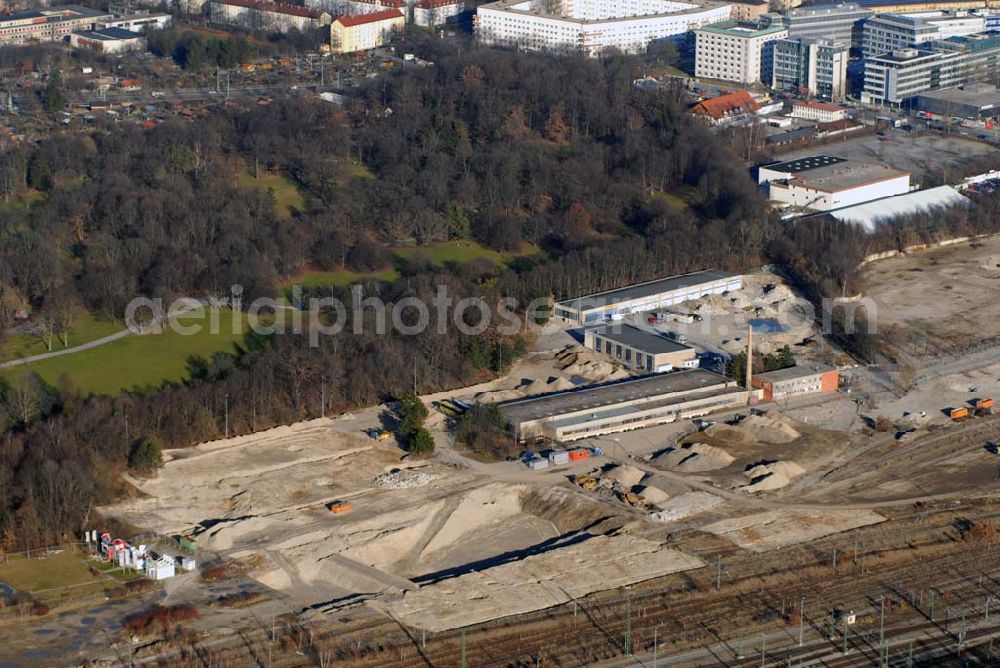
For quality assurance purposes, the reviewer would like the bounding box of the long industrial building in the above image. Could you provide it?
[500,369,757,443]
[554,270,742,325]
[584,324,698,373]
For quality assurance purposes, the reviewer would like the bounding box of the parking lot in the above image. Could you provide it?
[774,131,998,186]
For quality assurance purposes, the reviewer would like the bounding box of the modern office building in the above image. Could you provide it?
[475,0,731,56]
[499,370,756,443]
[554,270,742,325]
[857,0,994,11]
[758,155,911,210]
[772,37,851,98]
[584,324,699,373]
[782,2,872,46]
[861,32,1000,105]
[694,18,789,83]
[861,10,986,57]
[0,5,112,45]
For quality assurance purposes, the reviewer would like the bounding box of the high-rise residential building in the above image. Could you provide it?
[475,0,731,57]
[694,18,789,83]
[861,31,1000,105]
[781,2,873,47]
[861,10,987,57]
[772,37,851,98]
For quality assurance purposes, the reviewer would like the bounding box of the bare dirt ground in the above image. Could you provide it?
[775,133,997,183]
[863,235,1000,356]
[84,244,1000,665]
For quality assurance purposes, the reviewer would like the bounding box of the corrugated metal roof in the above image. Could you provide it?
[829,186,970,231]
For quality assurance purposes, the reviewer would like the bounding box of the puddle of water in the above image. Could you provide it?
[32,629,56,636]
[80,616,96,626]
[747,318,787,333]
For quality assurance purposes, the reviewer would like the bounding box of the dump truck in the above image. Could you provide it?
[575,475,599,491]
[328,501,353,514]
[949,407,969,421]
[365,428,393,441]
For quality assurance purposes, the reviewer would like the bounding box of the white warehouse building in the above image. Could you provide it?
[476,0,731,56]
[758,155,911,211]
[554,269,742,325]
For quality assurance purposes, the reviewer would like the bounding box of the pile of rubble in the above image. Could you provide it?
[374,469,439,489]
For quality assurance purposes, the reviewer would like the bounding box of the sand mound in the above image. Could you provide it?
[604,464,646,488]
[742,472,790,492]
[703,413,801,445]
[421,484,526,558]
[555,346,630,382]
[741,414,800,443]
[744,460,804,480]
[980,255,1000,273]
[474,389,525,403]
[636,485,669,507]
[648,491,724,522]
[516,376,577,393]
[654,443,734,472]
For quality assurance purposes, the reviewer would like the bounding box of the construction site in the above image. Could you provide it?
[69,253,1000,668]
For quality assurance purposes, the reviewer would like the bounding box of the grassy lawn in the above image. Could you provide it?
[2,308,248,396]
[285,241,540,290]
[236,169,306,220]
[0,550,109,603]
[393,240,507,266]
[0,311,121,363]
[291,267,400,289]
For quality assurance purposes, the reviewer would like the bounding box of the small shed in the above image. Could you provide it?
[144,551,175,580]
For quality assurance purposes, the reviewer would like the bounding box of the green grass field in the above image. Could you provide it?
[0,311,121,363]
[287,241,539,290]
[0,550,111,603]
[292,267,400,288]
[394,240,507,266]
[236,169,307,220]
[1,308,248,396]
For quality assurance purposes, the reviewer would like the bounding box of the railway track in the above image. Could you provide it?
[304,504,1000,668]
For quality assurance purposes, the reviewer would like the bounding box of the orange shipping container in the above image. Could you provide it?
[950,407,969,419]
[976,398,994,410]
[329,502,352,513]
[568,449,590,461]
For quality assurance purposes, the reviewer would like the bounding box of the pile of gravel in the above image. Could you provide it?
[374,469,439,489]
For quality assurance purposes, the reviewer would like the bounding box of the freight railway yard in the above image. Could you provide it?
[10,241,1000,666]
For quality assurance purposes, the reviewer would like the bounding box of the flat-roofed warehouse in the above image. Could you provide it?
[499,369,757,443]
[584,324,698,373]
[554,270,742,325]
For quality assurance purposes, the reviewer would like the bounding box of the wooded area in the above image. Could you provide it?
[0,40,996,546]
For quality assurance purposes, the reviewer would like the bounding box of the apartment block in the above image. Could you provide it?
[694,18,789,84]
